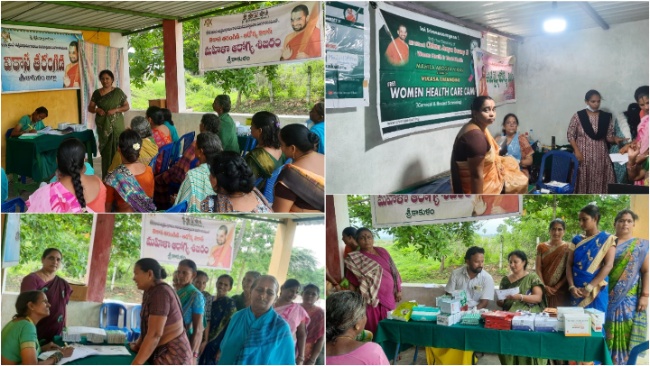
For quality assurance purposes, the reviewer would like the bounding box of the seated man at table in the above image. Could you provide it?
[426,246,495,365]
[10,107,48,136]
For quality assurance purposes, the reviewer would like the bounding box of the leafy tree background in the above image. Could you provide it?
[346,195,631,283]
[128,1,324,114]
[6,215,324,302]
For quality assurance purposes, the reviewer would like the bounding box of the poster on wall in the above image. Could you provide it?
[199,2,323,71]
[325,1,369,108]
[141,214,236,270]
[1,27,81,93]
[473,48,515,106]
[370,194,522,228]
[375,3,481,140]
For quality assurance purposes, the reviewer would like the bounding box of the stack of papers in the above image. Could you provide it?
[495,287,520,300]
[63,326,106,343]
[38,344,131,365]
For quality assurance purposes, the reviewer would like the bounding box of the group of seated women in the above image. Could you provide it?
[24,108,325,213]
[1,251,325,365]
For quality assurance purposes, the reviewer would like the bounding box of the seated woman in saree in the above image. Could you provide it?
[274,279,310,365]
[605,209,649,365]
[301,284,324,365]
[497,113,534,178]
[567,204,617,312]
[88,69,130,177]
[27,139,105,213]
[231,271,261,311]
[161,108,180,142]
[273,124,324,212]
[245,111,286,191]
[10,106,48,137]
[20,248,72,345]
[1,291,74,365]
[450,96,528,194]
[199,274,237,365]
[218,275,295,365]
[308,102,325,154]
[130,258,193,365]
[344,228,402,334]
[154,113,221,210]
[107,116,159,173]
[147,106,173,148]
[104,130,156,213]
[326,291,389,365]
[200,152,273,213]
[174,132,222,212]
[497,250,546,365]
[535,219,570,307]
[175,260,204,363]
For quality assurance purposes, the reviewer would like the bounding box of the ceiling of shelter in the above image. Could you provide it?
[389,1,649,39]
[0,1,248,35]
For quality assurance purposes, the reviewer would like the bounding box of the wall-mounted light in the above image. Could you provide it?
[543,2,566,34]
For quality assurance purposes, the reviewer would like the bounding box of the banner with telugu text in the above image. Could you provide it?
[199,2,323,71]
[375,3,481,140]
[1,27,81,93]
[325,1,369,108]
[141,214,236,270]
[370,194,522,228]
[473,48,515,106]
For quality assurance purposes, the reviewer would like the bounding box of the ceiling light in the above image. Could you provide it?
[543,17,566,33]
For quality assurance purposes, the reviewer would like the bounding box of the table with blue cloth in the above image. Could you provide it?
[374,319,613,364]
[5,130,96,182]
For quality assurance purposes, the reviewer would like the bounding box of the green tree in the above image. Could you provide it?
[287,247,325,296]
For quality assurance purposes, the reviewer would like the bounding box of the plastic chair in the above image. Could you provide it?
[165,200,187,213]
[179,131,195,155]
[240,136,258,157]
[536,150,579,194]
[99,302,128,331]
[148,152,159,168]
[263,159,292,204]
[129,305,142,342]
[1,197,26,212]
[627,340,649,365]
[155,143,175,175]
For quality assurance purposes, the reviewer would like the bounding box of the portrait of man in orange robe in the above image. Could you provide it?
[281,3,322,60]
[385,24,409,66]
[345,8,357,22]
[63,41,80,88]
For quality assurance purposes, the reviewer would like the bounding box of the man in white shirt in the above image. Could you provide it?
[446,246,495,309]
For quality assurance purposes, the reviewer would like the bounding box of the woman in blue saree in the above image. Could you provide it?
[200,274,237,365]
[175,259,205,362]
[218,275,295,365]
[566,204,617,312]
[605,209,648,365]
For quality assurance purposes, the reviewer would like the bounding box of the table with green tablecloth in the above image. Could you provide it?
[375,319,613,364]
[5,130,96,182]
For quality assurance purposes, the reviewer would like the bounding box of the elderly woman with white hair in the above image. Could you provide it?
[107,115,159,173]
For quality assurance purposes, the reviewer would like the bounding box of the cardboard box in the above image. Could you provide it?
[411,306,440,322]
[534,314,560,332]
[512,313,537,331]
[557,307,584,331]
[437,312,462,326]
[564,313,591,336]
[69,283,88,302]
[438,298,461,314]
[148,99,166,108]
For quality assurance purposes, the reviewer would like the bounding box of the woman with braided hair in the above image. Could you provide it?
[27,138,105,212]
[326,291,389,365]
[200,151,272,213]
[104,130,156,212]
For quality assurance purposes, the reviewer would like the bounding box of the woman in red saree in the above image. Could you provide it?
[535,219,570,308]
[20,248,72,345]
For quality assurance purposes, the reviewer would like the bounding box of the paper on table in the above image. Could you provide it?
[38,346,99,365]
[18,133,38,139]
[81,344,131,356]
[609,153,629,165]
[496,287,520,300]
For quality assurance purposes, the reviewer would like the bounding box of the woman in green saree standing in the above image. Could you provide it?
[497,250,546,365]
[88,69,130,178]
[245,111,286,191]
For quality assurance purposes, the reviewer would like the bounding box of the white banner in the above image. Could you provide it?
[473,48,515,106]
[370,195,522,228]
[199,2,323,71]
[141,214,236,270]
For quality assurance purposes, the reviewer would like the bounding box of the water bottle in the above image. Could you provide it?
[528,129,535,145]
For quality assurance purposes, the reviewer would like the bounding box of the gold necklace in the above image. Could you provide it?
[25,316,35,324]
[335,335,356,342]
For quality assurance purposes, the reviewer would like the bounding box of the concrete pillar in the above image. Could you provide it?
[268,219,297,286]
[325,196,341,283]
[162,19,186,112]
[86,214,115,302]
[332,195,351,280]
[631,195,648,239]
